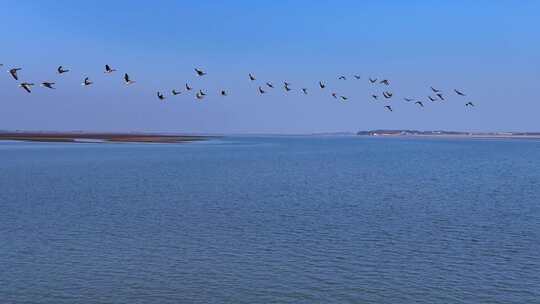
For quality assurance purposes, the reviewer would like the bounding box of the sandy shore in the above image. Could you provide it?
[0,132,211,144]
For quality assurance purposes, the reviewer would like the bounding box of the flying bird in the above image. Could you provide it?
[436,93,445,101]
[157,92,165,100]
[249,73,256,81]
[172,90,181,95]
[372,95,379,100]
[380,79,390,85]
[404,98,414,102]
[258,86,266,94]
[465,102,475,107]
[194,68,206,76]
[454,89,466,96]
[338,75,346,80]
[428,96,437,102]
[331,93,337,99]
[195,92,204,100]
[104,64,116,73]
[354,75,361,80]
[266,82,274,88]
[369,78,377,84]
[18,82,34,93]
[124,73,135,85]
[40,82,56,89]
[57,66,69,74]
[9,68,21,80]
[199,89,206,96]
[431,86,441,93]
[302,88,308,95]
[383,91,393,98]
[340,96,348,101]
[82,77,93,86]
[319,81,326,89]
[185,83,192,91]
[415,101,424,107]
[221,90,227,96]
[384,105,393,112]
[284,83,291,92]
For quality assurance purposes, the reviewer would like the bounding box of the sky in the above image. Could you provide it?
[1,0,539,134]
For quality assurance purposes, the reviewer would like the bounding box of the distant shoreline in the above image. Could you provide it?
[0,132,211,144]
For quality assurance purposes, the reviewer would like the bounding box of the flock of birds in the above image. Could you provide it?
[1,63,476,111]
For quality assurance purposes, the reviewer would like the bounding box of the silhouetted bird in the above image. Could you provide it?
[249,73,256,81]
[196,92,204,100]
[41,82,56,89]
[369,78,377,83]
[195,68,206,76]
[258,86,266,94]
[185,83,192,91]
[104,64,116,73]
[372,95,378,100]
[431,86,440,93]
[338,75,346,80]
[9,68,21,80]
[455,89,466,96]
[284,83,291,92]
[199,89,206,96]
[124,73,135,85]
[302,88,308,94]
[157,92,165,100]
[465,102,475,107]
[266,82,274,88]
[354,75,361,80]
[57,66,69,74]
[380,79,390,85]
[18,82,34,93]
[82,77,93,86]
[428,96,437,102]
[331,93,337,99]
[383,91,393,98]
[319,81,326,89]
[221,90,227,96]
[436,93,445,101]
[404,98,414,102]
[340,96,348,101]
[172,90,181,95]
[384,105,393,112]
[415,101,424,107]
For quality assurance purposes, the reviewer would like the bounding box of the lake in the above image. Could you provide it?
[1,136,539,303]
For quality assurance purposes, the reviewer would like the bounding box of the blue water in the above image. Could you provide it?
[1,137,540,303]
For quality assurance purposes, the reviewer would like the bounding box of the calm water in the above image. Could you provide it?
[1,137,540,303]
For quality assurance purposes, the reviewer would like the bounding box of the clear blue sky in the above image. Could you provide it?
[1,1,538,133]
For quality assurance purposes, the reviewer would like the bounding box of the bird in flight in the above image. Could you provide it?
[195,91,204,100]
[9,68,21,80]
[185,83,192,91]
[302,88,308,95]
[221,90,227,96]
[124,73,135,85]
[195,68,206,76]
[404,98,414,102]
[454,89,466,96]
[436,93,445,101]
[431,86,441,93]
[369,78,377,84]
[380,79,390,85]
[340,96,348,101]
[331,93,337,99]
[266,82,274,88]
[319,81,326,89]
[384,105,393,112]
[249,73,256,81]
[428,96,437,102]
[465,102,475,107]
[354,75,361,80]
[338,75,346,80]
[258,86,266,94]
[57,66,70,74]
[284,83,291,92]
[199,89,206,96]
[104,64,116,74]
[383,91,393,98]
[372,95,379,100]
[18,82,34,93]
[415,101,424,107]
[41,82,56,89]
[82,77,93,86]
[157,92,165,100]
[172,89,181,96]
